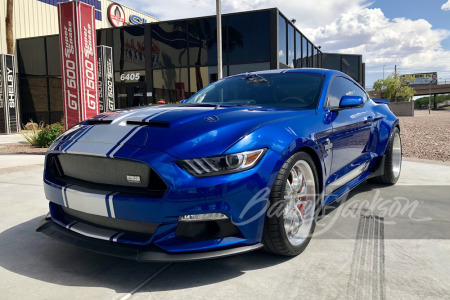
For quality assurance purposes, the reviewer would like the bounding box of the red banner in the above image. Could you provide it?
[58,1,99,130]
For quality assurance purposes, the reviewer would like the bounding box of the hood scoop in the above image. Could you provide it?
[126,120,171,128]
[86,119,112,125]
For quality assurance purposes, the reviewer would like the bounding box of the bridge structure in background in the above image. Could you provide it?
[368,83,450,109]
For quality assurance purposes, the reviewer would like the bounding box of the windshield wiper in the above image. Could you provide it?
[242,74,270,86]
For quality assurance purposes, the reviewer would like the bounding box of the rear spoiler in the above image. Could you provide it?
[372,98,390,104]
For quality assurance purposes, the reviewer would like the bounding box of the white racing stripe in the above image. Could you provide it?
[63,186,111,217]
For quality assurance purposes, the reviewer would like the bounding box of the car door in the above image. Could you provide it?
[325,76,375,192]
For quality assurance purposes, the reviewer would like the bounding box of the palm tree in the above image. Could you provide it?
[6,0,13,54]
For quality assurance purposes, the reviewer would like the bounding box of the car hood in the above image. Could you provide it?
[57,104,314,159]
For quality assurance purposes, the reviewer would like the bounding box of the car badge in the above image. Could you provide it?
[204,115,219,123]
[126,175,141,184]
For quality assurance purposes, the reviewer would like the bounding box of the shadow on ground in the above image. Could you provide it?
[0,217,291,292]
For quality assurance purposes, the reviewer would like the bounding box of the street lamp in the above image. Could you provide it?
[383,65,386,80]
[216,0,222,80]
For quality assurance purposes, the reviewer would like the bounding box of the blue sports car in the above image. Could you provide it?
[37,69,402,261]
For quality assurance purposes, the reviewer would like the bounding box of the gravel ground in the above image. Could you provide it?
[1,110,448,161]
[0,143,47,155]
[399,110,450,162]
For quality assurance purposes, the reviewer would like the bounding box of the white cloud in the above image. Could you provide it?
[304,8,450,86]
[117,0,370,28]
[442,1,450,11]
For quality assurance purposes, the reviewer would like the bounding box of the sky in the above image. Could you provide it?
[118,0,450,89]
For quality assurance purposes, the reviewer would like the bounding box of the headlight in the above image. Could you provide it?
[177,149,266,177]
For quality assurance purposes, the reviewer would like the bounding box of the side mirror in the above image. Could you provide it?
[339,95,364,108]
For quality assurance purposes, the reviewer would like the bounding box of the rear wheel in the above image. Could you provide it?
[262,152,319,256]
[374,127,402,185]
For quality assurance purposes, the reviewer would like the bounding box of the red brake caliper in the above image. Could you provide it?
[297,175,305,219]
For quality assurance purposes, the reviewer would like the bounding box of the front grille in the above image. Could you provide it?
[61,205,159,235]
[47,154,167,197]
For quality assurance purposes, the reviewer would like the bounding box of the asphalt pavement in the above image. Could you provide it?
[0,152,449,300]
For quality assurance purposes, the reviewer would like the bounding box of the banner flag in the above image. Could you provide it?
[97,45,115,113]
[58,1,99,130]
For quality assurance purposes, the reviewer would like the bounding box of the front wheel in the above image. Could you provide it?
[262,152,319,256]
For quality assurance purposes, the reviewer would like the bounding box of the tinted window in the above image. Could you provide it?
[341,55,360,82]
[152,21,188,68]
[287,24,295,68]
[46,36,61,76]
[323,53,341,70]
[302,37,308,67]
[188,73,324,109]
[113,26,146,71]
[278,15,287,66]
[188,18,218,66]
[17,38,47,75]
[295,32,301,68]
[228,11,270,64]
[327,76,367,107]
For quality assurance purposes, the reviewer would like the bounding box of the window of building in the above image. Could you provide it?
[188,18,218,67]
[228,11,270,64]
[17,39,47,76]
[287,24,295,68]
[113,26,146,72]
[302,37,308,67]
[153,68,189,101]
[278,14,287,66]
[152,21,188,69]
[341,55,360,83]
[46,36,61,76]
[295,32,301,68]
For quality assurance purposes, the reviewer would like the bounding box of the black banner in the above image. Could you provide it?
[0,54,18,134]
[97,46,115,113]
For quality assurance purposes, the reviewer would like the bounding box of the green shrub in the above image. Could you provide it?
[36,121,65,148]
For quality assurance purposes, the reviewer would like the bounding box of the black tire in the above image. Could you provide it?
[262,151,319,256]
[373,127,402,185]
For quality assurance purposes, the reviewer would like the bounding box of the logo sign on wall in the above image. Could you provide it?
[0,54,19,134]
[108,3,126,27]
[98,45,115,113]
[58,1,99,130]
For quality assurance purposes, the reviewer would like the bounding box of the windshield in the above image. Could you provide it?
[187,73,324,109]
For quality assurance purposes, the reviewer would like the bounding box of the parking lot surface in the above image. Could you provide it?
[0,154,449,300]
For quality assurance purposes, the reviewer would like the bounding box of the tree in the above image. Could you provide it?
[373,72,416,101]
[6,0,13,54]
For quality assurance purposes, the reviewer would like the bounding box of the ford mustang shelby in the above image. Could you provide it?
[37,69,402,261]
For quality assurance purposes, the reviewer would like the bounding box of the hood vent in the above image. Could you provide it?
[127,120,170,128]
[86,119,112,125]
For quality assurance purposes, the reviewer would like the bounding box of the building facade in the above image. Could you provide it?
[16,8,333,124]
[0,0,158,54]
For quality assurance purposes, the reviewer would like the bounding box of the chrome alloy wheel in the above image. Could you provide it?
[392,132,402,179]
[283,160,316,246]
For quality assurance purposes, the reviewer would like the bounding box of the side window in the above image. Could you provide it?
[326,77,367,107]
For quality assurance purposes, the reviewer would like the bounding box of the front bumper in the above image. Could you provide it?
[41,143,284,256]
[36,215,263,262]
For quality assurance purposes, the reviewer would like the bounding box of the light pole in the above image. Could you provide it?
[428,80,431,114]
[216,0,222,80]
[383,65,386,80]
